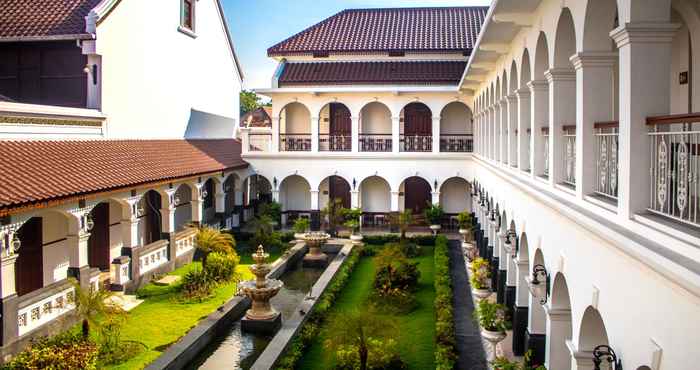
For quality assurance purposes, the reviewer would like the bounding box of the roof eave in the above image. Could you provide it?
[0,34,95,43]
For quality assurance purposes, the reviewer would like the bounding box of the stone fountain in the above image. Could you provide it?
[302,231,330,267]
[240,245,284,334]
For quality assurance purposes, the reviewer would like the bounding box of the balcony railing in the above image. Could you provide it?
[248,133,272,152]
[647,113,700,226]
[542,127,549,178]
[319,134,351,152]
[280,134,311,152]
[594,121,619,200]
[563,125,576,186]
[359,134,392,152]
[440,134,473,152]
[400,134,432,152]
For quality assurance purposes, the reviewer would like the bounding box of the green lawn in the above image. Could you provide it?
[104,261,254,370]
[297,245,436,370]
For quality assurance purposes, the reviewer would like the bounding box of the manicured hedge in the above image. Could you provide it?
[362,234,436,246]
[275,247,362,370]
[434,236,457,370]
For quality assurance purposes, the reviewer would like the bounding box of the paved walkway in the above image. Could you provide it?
[448,239,488,370]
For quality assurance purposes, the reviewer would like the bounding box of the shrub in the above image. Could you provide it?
[97,314,145,366]
[195,227,236,266]
[259,201,282,224]
[493,350,547,370]
[424,203,444,225]
[249,215,286,251]
[334,337,406,370]
[474,300,509,333]
[205,251,240,283]
[180,266,215,301]
[434,236,457,370]
[293,218,310,234]
[362,234,435,246]
[457,211,473,230]
[5,332,99,370]
[470,257,491,290]
[373,245,420,296]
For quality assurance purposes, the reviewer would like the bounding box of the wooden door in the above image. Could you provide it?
[404,103,432,135]
[329,176,351,209]
[330,104,351,135]
[88,203,110,271]
[16,217,43,296]
[144,192,162,244]
[404,177,431,214]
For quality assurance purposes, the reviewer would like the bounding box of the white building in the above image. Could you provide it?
[0,0,250,359]
[239,3,700,370]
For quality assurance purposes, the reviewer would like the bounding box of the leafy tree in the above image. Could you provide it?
[324,310,400,370]
[391,210,414,241]
[71,280,121,339]
[195,226,236,267]
[240,90,262,115]
[321,198,345,236]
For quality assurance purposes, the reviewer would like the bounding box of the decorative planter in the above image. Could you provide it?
[429,224,441,235]
[349,234,363,245]
[294,233,306,243]
[481,329,507,361]
[472,288,492,301]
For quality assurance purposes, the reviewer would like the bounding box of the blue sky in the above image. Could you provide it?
[221,0,491,89]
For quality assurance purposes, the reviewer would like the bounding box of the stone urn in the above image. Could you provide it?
[462,242,477,262]
[429,224,441,235]
[294,233,306,243]
[481,328,507,361]
[350,233,364,245]
[303,231,331,267]
[472,287,492,301]
[240,245,284,334]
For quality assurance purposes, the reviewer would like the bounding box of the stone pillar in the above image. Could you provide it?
[516,88,531,170]
[191,182,204,225]
[507,94,518,166]
[272,189,280,203]
[350,190,360,208]
[571,52,617,199]
[611,23,679,219]
[310,189,320,230]
[511,258,528,355]
[567,341,595,370]
[528,80,549,177]
[494,103,502,162]
[240,127,250,153]
[0,253,19,346]
[272,116,280,152]
[545,305,573,370]
[311,116,319,152]
[351,116,359,153]
[162,188,176,235]
[432,116,441,153]
[214,181,225,214]
[67,231,91,288]
[527,293,547,366]
[431,191,440,205]
[496,231,507,304]
[391,116,400,153]
[390,191,400,212]
[545,68,577,186]
[500,98,508,163]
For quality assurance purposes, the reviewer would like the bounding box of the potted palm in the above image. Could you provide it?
[470,257,491,300]
[424,203,444,235]
[293,218,310,243]
[342,208,363,244]
[457,211,473,240]
[474,300,509,360]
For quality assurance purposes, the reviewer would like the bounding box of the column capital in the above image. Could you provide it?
[570,51,618,70]
[544,68,576,83]
[515,87,530,99]
[526,79,548,92]
[610,22,681,48]
[544,304,572,321]
[505,94,517,105]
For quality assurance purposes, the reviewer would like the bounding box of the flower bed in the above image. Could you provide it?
[434,235,458,370]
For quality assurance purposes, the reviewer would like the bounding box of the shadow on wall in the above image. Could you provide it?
[185,109,236,139]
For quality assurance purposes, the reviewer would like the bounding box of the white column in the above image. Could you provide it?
[500,99,508,163]
[311,116,319,152]
[67,231,90,270]
[611,23,679,219]
[516,88,531,170]
[351,190,360,208]
[235,190,244,206]
[122,197,140,248]
[191,182,204,224]
[161,188,177,234]
[515,259,529,306]
[392,116,400,153]
[507,94,518,166]
[528,294,546,335]
[390,191,400,212]
[214,181,225,213]
[431,191,440,205]
[494,104,502,161]
[567,341,595,370]
[545,305,573,370]
[272,116,280,152]
[351,116,359,153]
[310,189,319,210]
[432,116,441,153]
[489,107,496,159]
[240,127,250,153]
[545,68,577,186]
[571,52,618,199]
[529,80,549,177]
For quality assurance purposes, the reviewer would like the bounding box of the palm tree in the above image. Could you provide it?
[71,279,121,339]
[195,226,235,266]
[391,210,413,241]
[324,310,398,370]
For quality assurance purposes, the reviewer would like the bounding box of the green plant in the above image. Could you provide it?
[341,207,363,234]
[493,350,547,370]
[293,217,310,234]
[321,198,346,235]
[470,257,491,290]
[195,226,236,267]
[373,245,420,296]
[474,300,509,333]
[205,251,240,283]
[249,215,285,251]
[71,279,121,340]
[457,211,473,229]
[424,203,444,225]
[96,313,145,366]
[4,332,99,370]
[323,310,401,370]
[434,236,457,370]
[180,266,215,301]
[390,210,414,241]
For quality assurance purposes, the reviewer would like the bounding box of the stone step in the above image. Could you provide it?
[107,293,144,312]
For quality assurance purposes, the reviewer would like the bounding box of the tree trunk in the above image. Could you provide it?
[359,345,368,370]
[82,319,90,339]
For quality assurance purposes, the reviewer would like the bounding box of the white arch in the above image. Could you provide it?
[359,175,391,213]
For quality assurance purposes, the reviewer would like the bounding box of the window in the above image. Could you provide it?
[181,0,195,31]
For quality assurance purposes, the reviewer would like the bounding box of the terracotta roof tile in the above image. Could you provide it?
[240,106,272,127]
[268,7,488,56]
[0,139,247,210]
[0,0,101,39]
[278,61,467,86]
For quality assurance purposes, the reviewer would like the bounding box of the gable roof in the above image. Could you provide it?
[268,7,488,57]
[0,139,247,215]
[240,106,272,127]
[278,61,467,87]
[0,0,101,41]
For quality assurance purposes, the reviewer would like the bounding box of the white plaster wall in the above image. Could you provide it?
[108,201,124,263]
[360,102,392,134]
[439,178,471,213]
[441,102,473,134]
[360,177,390,212]
[43,241,69,286]
[281,103,311,134]
[280,175,311,211]
[319,178,330,210]
[95,0,241,139]
[670,21,691,115]
[319,105,330,134]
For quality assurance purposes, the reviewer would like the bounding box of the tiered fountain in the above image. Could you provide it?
[240,245,284,334]
[302,231,330,267]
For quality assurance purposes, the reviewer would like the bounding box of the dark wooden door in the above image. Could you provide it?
[16,217,43,296]
[329,176,350,209]
[403,103,432,135]
[144,192,162,244]
[330,103,351,135]
[404,177,431,214]
[88,203,110,271]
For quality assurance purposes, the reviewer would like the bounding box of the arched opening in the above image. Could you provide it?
[359,176,391,229]
[439,102,473,152]
[520,49,533,171]
[578,306,610,370]
[279,102,311,151]
[400,176,432,215]
[400,102,433,152]
[512,231,531,356]
[201,178,216,226]
[508,61,519,166]
[553,8,578,186]
[320,175,351,210]
[15,217,44,296]
[534,31,551,178]
[527,248,547,366]
[87,200,123,272]
[359,102,392,152]
[139,190,162,246]
[319,102,351,151]
[279,175,311,226]
[222,175,239,229]
[173,184,193,231]
[547,273,573,370]
[439,177,471,214]
[242,175,273,222]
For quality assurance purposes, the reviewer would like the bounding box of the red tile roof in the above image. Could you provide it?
[240,107,272,127]
[0,0,101,40]
[268,7,488,56]
[278,61,467,86]
[0,139,247,213]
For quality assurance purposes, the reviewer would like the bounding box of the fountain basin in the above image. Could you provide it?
[302,232,331,267]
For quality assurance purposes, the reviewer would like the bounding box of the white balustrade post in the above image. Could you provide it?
[392,116,400,153]
[432,116,441,153]
[311,116,319,152]
[351,116,359,153]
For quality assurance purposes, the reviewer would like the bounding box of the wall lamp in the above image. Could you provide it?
[593,345,622,370]
[83,64,98,85]
[526,264,549,305]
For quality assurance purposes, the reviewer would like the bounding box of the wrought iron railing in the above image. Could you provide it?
[359,134,392,152]
[542,127,549,178]
[319,134,351,152]
[647,113,700,226]
[594,122,619,200]
[280,134,311,152]
[248,133,272,152]
[563,125,577,186]
[439,134,473,152]
[400,134,432,152]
